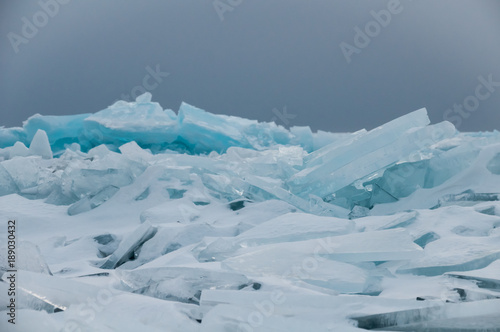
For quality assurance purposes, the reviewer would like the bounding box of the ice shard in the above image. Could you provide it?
[29,129,52,159]
[116,267,250,303]
[100,221,157,269]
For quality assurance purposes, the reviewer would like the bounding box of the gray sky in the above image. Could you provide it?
[1,0,499,133]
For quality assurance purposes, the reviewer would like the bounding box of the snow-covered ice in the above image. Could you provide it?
[1,93,500,331]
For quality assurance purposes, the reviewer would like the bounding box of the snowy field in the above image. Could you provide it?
[1,93,500,331]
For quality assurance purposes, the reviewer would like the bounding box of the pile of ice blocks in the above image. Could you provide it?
[1,93,500,331]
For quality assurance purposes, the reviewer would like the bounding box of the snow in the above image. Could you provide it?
[0,92,500,331]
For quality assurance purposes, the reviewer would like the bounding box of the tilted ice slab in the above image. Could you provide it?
[100,221,157,269]
[222,252,371,293]
[194,212,354,262]
[288,120,457,198]
[397,235,500,276]
[446,259,500,290]
[219,228,422,270]
[116,266,251,304]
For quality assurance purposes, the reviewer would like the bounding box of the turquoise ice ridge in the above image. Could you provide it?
[0,92,499,217]
[0,92,338,155]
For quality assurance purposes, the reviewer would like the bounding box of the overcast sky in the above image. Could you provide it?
[1,0,499,133]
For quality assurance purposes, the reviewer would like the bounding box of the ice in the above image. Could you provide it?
[302,107,429,169]
[1,270,105,312]
[116,266,250,303]
[0,93,341,156]
[23,113,90,153]
[0,163,18,195]
[123,223,234,269]
[446,259,500,291]
[67,185,120,215]
[434,190,500,208]
[288,120,456,199]
[0,126,26,149]
[195,213,354,262]
[1,156,40,191]
[0,241,51,275]
[100,221,158,269]
[200,304,362,332]
[219,228,422,269]
[0,271,200,332]
[487,152,500,174]
[352,299,500,330]
[2,94,500,330]
[83,93,178,149]
[223,252,371,293]
[397,235,500,276]
[9,141,30,158]
[234,212,354,246]
[29,129,52,159]
[199,290,437,330]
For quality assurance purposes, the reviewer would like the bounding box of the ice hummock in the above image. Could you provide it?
[0,92,499,331]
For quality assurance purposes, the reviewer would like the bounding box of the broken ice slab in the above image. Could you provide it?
[303,108,429,168]
[294,108,430,175]
[1,270,108,312]
[0,163,19,196]
[352,299,500,331]
[83,93,178,147]
[67,185,120,215]
[413,232,440,248]
[100,221,157,269]
[18,241,51,275]
[221,228,422,265]
[446,259,500,291]
[69,167,135,198]
[0,270,200,331]
[376,211,418,231]
[200,290,435,319]
[28,129,52,159]
[422,141,480,189]
[222,249,372,293]
[487,152,500,174]
[94,233,120,258]
[194,212,353,261]
[23,113,90,151]
[433,190,500,208]
[118,140,153,162]
[303,129,366,167]
[240,173,349,218]
[397,235,500,276]
[312,228,423,262]
[0,241,52,275]
[233,212,354,246]
[201,303,361,332]
[9,141,30,158]
[59,292,201,332]
[0,156,40,191]
[116,266,250,304]
[288,120,456,199]
[122,223,236,269]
